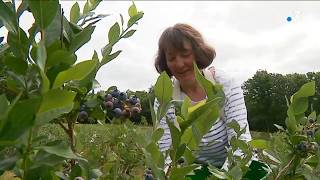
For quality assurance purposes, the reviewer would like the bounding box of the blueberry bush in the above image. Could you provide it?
[0,0,143,179]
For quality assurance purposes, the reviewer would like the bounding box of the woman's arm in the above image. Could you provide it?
[224,78,252,143]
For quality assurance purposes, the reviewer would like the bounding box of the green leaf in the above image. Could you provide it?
[314,129,320,144]
[128,3,137,17]
[0,97,41,142]
[91,106,105,120]
[33,150,65,168]
[69,25,95,52]
[151,128,164,142]
[3,55,28,75]
[249,139,269,149]
[181,96,191,120]
[175,144,186,161]
[7,28,29,59]
[37,140,86,161]
[123,29,136,38]
[228,165,242,180]
[0,156,18,172]
[289,135,307,145]
[181,97,221,135]
[36,40,47,72]
[183,146,195,164]
[286,106,297,134]
[92,50,99,60]
[143,148,165,180]
[127,12,144,28]
[44,6,66,47]
[170,164,199,180]
[194,62,224,103]
[108,22,120,44]
[292,81,315,101]
[181,127,197,150]
[227,120,241,137]
[146,142,161,166]
[208,166,230,179]
[101,44,112,57]
[46,50,77,67]
[0,1,18,34]
[53,59,98,88]
[154,71,172,106]
[291,97,308,115]
[194,62,214,99]
[83,0,102,15]
[149,95,157,130]
[167,119,181,150]
[101,50,122,66]
[35,89,76,125]
[70,2,80,24]
[28,0,59,30]
[40,70,50,94]
[0,94,9,118]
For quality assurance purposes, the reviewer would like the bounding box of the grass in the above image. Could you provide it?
[250,131,272,140]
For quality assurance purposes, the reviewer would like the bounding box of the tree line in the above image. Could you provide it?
[243,70,320,132]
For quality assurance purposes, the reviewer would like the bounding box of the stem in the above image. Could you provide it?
[22,129,33,179]
[275,155,296,180]
[58,121,69,134]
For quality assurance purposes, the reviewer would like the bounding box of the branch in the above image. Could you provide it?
[275,155,296,180]
[58,121,69,134]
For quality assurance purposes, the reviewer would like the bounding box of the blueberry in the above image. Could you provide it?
[129,96,138,105]
[113,108,122,118]
[307,130,314,137]
[297,142,307,152]
[113,98,122,109]
[144,173,153,180]
[104,94,112,101]
[104,101,113,110]
[111,89,120,98]
[78,111,88,119]
[118,92,127,101]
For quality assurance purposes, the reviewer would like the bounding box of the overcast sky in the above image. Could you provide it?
[2,1,320,92]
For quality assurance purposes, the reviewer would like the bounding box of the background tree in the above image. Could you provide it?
[243,70,319,132]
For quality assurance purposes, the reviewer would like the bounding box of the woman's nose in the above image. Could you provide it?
[175,56,185,68]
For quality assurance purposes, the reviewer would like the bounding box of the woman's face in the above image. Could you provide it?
[165,41,195,83]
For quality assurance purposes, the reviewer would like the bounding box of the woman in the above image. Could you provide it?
[153,23,252,172]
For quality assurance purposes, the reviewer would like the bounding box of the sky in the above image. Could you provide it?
[2,1,320,92]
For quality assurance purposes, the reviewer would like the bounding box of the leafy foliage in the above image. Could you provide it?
[0,0,143,178]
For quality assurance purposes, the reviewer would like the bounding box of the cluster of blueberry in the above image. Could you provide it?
[103,89,142,121]
[296,117,319,157]
[77,105,96,124]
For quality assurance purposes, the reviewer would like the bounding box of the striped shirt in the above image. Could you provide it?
[154,68,252,167]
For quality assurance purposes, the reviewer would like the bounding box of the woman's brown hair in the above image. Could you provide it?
[154,23,216,77]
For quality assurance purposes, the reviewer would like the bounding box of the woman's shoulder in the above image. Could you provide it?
[208,67,236,88]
